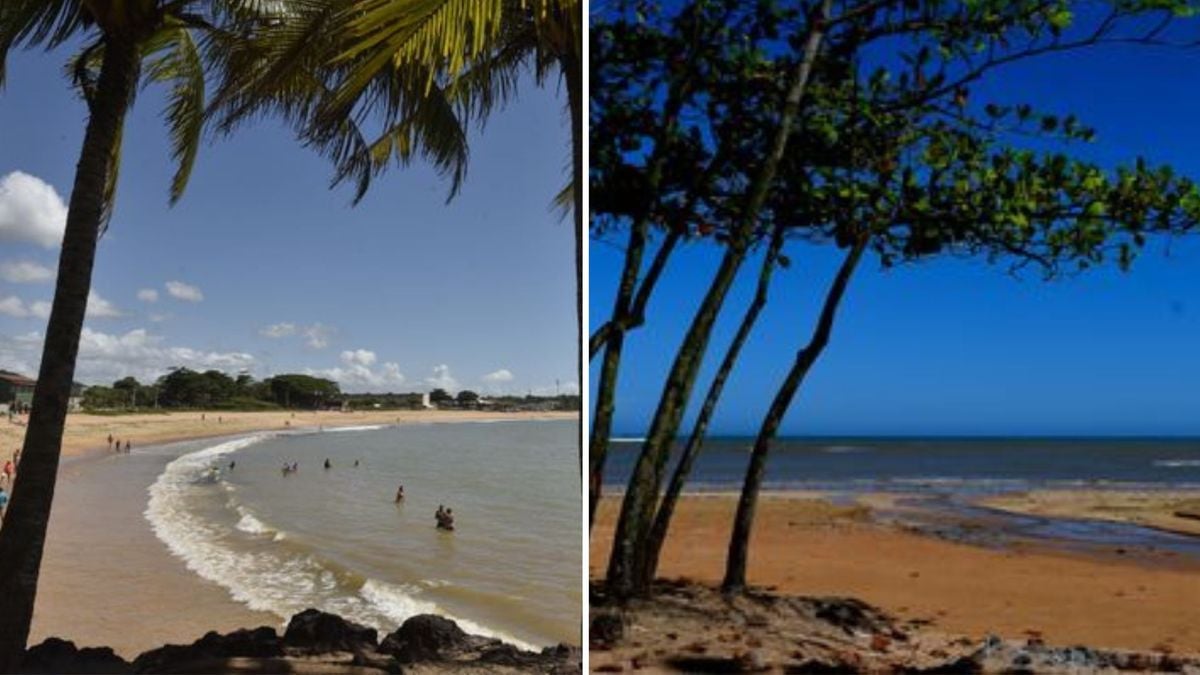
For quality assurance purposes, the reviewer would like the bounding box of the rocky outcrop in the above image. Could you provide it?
[131,626,283,672]
[283,608,379,654]
[19,610,579,674]
[18,637,131,674]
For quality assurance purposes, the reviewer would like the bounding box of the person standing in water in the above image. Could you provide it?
[395,485,405,503]
[124,440,131,453]
[324,458,331,469]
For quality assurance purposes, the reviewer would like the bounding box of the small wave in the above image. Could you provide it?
[821,445,872,454]
[1154,459,1200,468]
[235,509,275,537]
[359,579,535,651]
[322,425,387,433]
[145,433,543,651]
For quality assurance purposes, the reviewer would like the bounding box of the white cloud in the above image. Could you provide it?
[260,322,296,338]
[482,368,514,383]
[0,260,54,283]
[148,313,170,323]
[0,292,117,320]
[0,172,67,248]
[302,323,333,349]
[29,301,50,319]
[423,364,458,392]
[0,327,256,384]
[340,349,376,367]
[0,296,28,318]
[529,380,579,396]
[137,288,159,303]
[165,280,203,302]
[86,291,121,318]
[305,349,403,392]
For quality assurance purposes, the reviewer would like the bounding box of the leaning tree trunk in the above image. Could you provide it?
[606,0,833,600]
[561,41,583,471]
[641,226,784,586]
[588,73,690,526]
[588,216,646,524]
[722,236,866,593]
[0,37,139,671]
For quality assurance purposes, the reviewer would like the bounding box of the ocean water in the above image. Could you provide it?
[603,436,1200,494]
[144,420,579,648]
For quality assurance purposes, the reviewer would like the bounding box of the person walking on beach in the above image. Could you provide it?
[107,434,113,451]
[2,460,12,485]
[124,440,131,453]
[0,486,8,521]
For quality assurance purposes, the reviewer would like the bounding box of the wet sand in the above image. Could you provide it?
[591,495,1200,655]
[981,489,1200,537]
[0,408,575,460]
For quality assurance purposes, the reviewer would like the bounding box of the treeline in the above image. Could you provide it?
[81,370,582,412]
[82,369,340,411]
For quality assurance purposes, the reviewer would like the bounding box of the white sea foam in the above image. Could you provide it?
[145,433,542,651]
[235,509,274,536]
[1154,459,1200,468]
[822,445,871,454]
[359,579,536,651]
[322,424,387,433]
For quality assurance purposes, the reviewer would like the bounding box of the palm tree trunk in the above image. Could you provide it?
[606,0,833,600]
[722,235,866,593]
[641,227,784,585]
[561,43,583,471]
[0,37,139,671]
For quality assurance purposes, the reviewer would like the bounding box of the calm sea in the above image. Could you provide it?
[603,437,1200,494]
[146,420,579,648]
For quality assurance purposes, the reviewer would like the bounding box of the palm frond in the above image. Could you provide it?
[143,23,206,202]
[0,0,90,86]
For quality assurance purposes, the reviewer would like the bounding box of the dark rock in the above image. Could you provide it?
[782,659,859,674]
[283,608,378,654]
[132,626,283,672]
[810,597,887,634]
[897,656,983,674]
[19,637,131,674]
[591,611,626,646]
[378,614,476,663]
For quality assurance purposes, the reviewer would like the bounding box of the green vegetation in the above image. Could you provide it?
[591,0,1200,600]
[77,370,581,413]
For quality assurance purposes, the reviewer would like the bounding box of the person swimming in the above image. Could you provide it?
[435,505,455,531]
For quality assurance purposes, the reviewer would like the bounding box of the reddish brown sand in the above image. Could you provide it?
[591,495,1200,655]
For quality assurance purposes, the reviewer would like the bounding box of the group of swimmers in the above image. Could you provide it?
[107,434,131,453]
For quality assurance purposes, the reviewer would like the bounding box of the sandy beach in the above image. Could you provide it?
[0,408,576,460]
[14,409,576,658]
[981,489,1200,538]
[591,494,1200,656]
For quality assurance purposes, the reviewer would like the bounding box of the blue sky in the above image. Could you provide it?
[591,37,1200,436]
[0,46,577,396]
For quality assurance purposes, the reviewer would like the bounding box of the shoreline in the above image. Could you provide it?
[590,493,1200,656]
[1,408,577,463]
[29,412,578,658]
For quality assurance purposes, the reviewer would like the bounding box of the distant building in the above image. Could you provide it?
[421,392,433,409]
[0,370,36,412]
